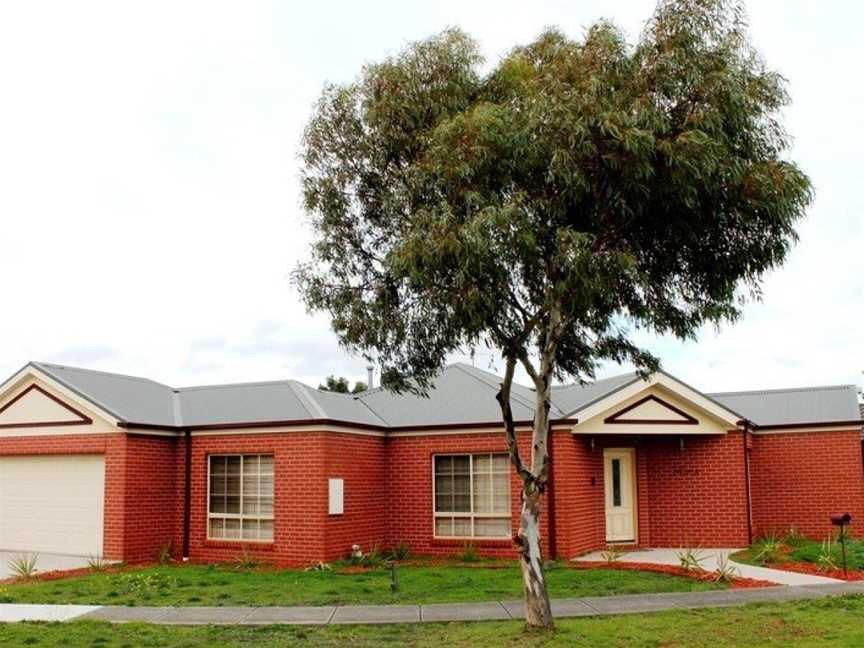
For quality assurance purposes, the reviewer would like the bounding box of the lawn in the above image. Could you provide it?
[732,531,864,573]
[2,596,864,647]
[0,561,721,607]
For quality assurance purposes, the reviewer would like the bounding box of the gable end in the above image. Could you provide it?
[604,394,698,425]
[0,384,93,429]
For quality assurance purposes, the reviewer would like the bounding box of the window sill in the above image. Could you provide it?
[431,537,514,547]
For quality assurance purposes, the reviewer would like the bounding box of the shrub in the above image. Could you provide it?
[457,543,480,563]
[233,547,262,571]
[817,536,839,572]
[783,526,808,547]
[304,560,332,572]
[389,541,412,561]
[752,533,785,565]
[7,554,39,580]
[711,553,740,583]
[675,546,706,572]
[87,555,110,572]
[158,540,173,565]
[600,545,625,564]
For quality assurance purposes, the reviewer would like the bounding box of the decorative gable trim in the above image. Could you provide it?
[0,384,93,429]
[604,394,698,425]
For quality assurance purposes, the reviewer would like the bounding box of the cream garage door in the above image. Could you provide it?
[0,455,105,555]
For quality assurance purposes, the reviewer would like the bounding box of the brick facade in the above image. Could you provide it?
[750,429,864,538]
[0,426,861,565]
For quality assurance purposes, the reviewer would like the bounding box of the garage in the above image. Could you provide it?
[0,455,105,556]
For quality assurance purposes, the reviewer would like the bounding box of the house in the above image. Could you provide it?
[0,361,861,566]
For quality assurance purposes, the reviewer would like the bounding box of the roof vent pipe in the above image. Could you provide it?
[367,365,375,390]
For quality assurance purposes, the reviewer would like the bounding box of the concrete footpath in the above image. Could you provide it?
[2,582,864,625]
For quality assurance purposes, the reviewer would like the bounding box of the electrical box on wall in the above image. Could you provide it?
[328,478,344,515]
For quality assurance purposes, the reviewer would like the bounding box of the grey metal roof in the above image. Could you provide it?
[23,361,863,431]
[708,385,862,427]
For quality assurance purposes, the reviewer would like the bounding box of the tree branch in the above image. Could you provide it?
[495,356,533,483]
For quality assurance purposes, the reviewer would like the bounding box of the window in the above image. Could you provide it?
[208,455,274,541]
[611,458,621,507]
[434,453,511,539]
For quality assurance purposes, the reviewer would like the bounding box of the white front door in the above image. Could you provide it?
[0,455,105,555]
[604,448,636,543]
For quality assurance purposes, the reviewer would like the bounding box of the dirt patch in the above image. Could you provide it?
[569,560,777,589]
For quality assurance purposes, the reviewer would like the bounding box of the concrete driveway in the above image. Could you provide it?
[0,551,92,580]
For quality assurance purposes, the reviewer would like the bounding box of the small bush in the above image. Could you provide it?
[783,526,808,547]
[817,536,839,572]
[389,541,412,561]
[158,540,173,565]
[600,545,625,563]
[457,543,480,563]
[304,560,332,572]
[87,555,110,572]
[752,533,785,565]
[8,554,39,580]
[711,553,740,583]
[233,548,262,571]
[676,546,706,572]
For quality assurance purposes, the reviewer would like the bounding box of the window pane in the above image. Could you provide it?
[474,454,491,472]
[473,473,492,512]
[243,477,259,496]
[209,495,226,514]
[243,456,259,475]
[226,456,242,475]
[242,519,259,540]
[453,518,472,537]
[209,518,224,539]
[475,518,511,538]
[259,455,274,473]
[492,474,510,513]
[435,517,453,537]
[452,456,470,474]
[227,475,241,496]
[453,493,471,512]
[259,497,273,516]
[242,497,259,515]
[260,475,274,497]
[259,520,273,541]
[226,495,241,514]
[492,455,510,472]
[612,458,621,507]
[209,475,226,496]
[224,518,241,539]
[210,457,227,476]
[435,456,452,476]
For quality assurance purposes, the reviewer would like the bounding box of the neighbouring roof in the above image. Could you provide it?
[12,361,862,431]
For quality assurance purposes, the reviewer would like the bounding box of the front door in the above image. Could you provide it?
[604,448,636,543]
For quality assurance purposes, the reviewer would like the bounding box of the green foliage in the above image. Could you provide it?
[389,542,412,561]
[751,533,786,565]
[87,555,110,572]
[294,0,812,397]
[675,546,706,572]
[346,545,386,568]
[7,553,39,580]
[233,548,262,571]
[318,375,368,393]
[783,527,808,547]
[458,543,481,563]
[711,554,740,583]
[304,560,333,572]
[816,536,839,572]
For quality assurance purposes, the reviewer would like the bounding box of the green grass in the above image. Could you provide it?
[0,562,720,607]
[3,596,864,647]
[732,533,864,570]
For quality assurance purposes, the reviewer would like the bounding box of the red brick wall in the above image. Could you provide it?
[385,432,548,559]
[750,429,864,539]
[550,433,603,557]
[323,433,388,560]
[122,434,180,563]
[642,432,749,547]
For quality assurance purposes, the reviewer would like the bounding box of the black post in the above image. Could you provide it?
[840,525,848,580]
[390,560,399,592]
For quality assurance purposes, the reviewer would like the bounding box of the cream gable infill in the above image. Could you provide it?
[0,370,118,436]
[570,372,741,435]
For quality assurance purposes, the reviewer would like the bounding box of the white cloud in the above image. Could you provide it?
[0,0,860,395]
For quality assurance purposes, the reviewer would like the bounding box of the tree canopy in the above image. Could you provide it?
[318,375,368,394]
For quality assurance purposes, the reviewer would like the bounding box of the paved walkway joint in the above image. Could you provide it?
[2,583,864,625]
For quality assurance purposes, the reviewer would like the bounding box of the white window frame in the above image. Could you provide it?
[207,454,274,543]
[432,452,511,540]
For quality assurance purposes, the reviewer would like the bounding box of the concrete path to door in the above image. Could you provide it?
[575,547,842,586]
[1,582,864,624]
[0,552,92,581]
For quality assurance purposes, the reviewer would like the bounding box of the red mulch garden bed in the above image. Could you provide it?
[570,560,777,589]
[771,562,864,581]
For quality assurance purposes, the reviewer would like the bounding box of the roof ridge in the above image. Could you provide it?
[286,381,328,419]
[33,361,174,390]
[552,371,637,390]
[709,384,858,397]
[352,394,390,426]
[176,379,294,392]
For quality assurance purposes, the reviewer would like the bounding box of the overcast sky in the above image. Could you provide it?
[0,1,860,394]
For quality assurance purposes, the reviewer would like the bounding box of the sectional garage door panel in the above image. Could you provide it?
[0,455,105,556]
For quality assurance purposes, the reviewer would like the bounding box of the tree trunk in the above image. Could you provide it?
[517,481,554,629]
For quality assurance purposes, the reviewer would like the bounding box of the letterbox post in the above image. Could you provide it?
[830,513,852,579]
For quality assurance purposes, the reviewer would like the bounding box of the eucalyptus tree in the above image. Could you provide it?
[294,0,811,628]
